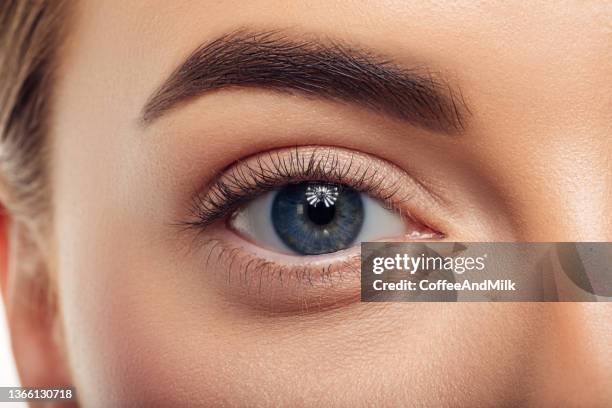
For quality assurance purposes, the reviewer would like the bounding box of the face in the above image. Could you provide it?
[42,1,612,406]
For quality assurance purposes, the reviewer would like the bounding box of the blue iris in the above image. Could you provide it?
[272,182,364,255]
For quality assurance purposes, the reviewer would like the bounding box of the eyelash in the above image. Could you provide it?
[183,146,413,231]
[200,237,362,288]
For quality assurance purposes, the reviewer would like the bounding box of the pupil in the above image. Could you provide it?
[307,202,336,225]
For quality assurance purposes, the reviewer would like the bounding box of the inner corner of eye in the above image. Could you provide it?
[226,181,434,257]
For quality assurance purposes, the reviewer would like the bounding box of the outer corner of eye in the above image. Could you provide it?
[228,181,437,257]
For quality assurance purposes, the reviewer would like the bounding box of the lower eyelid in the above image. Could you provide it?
[198,227,363,314]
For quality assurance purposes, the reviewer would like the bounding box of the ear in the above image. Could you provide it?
[0,211,76,405]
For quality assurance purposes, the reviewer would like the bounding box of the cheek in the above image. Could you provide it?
[53,208,546,406]
[50,107,205,404]
[54,198,241,406]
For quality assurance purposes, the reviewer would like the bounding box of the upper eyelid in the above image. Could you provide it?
[182,146,441,230]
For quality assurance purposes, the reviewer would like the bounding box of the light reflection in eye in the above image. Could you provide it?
[230,181,406,255]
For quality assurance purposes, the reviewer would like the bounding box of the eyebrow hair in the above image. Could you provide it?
[141,29,469,133]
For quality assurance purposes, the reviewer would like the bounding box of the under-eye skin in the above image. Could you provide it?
[181,146,444,312]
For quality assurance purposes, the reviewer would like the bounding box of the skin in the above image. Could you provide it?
[1,0,611,406]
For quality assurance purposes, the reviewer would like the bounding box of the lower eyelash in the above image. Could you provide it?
[203,238,361,289]
[198,237,363,314]
[183,146,416,230]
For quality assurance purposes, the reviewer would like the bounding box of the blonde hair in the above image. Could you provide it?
[0,0,68,226]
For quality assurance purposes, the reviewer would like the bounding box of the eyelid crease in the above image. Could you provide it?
[181,146,437,232]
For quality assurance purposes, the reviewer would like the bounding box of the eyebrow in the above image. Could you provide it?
[141,29,469,133]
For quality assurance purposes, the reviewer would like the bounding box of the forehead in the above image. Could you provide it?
[60,0,612,125]
[48,1,612,168]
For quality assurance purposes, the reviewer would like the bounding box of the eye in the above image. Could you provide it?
[230,181,408,255]
[181,147,444,312]
[185,147,443,257]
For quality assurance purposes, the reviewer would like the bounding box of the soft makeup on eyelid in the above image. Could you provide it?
[186,146,446,235]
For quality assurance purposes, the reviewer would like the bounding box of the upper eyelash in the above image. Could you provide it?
[183,147,409,230]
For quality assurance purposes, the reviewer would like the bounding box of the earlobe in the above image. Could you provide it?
[2,218,76,404]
